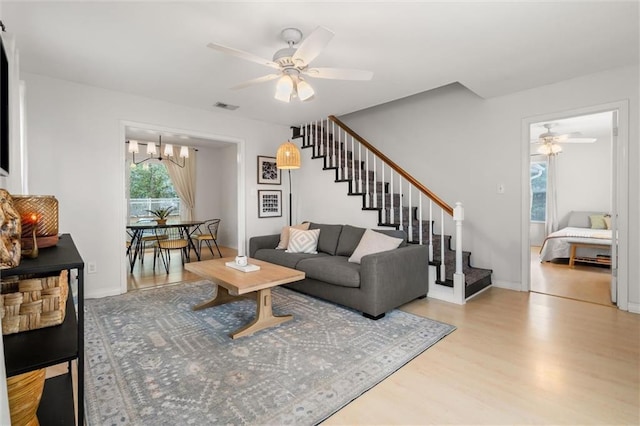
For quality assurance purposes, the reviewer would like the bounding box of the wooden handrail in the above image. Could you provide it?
[328,115,454,216]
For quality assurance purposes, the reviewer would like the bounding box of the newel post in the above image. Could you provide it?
[453,202,466,304]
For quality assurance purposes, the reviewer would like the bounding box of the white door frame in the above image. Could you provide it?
[118,120,245,295]
[520,100,629,311]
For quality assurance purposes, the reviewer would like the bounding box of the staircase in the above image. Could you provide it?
[293,116,492,303]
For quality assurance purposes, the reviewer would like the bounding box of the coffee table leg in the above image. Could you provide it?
[230,288,292,339]
[192,285,253,311]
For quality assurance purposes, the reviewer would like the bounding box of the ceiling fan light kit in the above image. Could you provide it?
[207,26,373,102]
[532,122,597,155]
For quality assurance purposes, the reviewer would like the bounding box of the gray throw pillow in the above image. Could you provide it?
[308,223,343,255]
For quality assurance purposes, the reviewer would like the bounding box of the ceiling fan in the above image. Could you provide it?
[207,26,373,102]
[531,123,597,155]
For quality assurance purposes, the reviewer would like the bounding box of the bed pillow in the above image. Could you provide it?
[286,228,320,254]
[604,216,612,230]
[567,211,592,228]
[589,214,607,229]
[348,228,403,264]
[276,222,310,249]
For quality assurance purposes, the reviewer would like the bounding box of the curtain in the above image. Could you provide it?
[164,147,196,221]
[545,153,558,236]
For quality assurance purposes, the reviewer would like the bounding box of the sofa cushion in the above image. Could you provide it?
[348,228,404,264]
[276,222,310,249]
[308,223,343,255]
[286,228,320,254]
[296,256,361,288]
[253,248,327,269]
[336,225,366,256]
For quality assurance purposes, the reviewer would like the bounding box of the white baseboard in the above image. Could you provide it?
[627,302,640,314]
[85,288,123,299]
[492,280,522,291]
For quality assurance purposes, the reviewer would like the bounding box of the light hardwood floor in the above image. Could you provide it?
[327,289,639,425]
[530,246,614,306]
[127,245,238,291]
[57,248,639,425]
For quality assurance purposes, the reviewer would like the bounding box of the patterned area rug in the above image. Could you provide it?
[84,281,455,425]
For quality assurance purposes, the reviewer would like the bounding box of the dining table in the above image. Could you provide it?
[126,220,205,273]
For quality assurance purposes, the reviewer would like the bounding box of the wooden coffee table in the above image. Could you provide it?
[185,257,305,339]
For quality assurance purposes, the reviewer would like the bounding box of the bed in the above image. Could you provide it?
[539,211,612,264]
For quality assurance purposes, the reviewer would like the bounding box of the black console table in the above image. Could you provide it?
[2,234,84,425]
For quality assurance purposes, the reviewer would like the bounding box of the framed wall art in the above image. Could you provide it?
[257,155,281,185]
[258,190,282,218]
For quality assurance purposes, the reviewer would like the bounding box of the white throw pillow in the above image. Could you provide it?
[276,222,310,249]
[348,229,403,264]
[286,228,320,254]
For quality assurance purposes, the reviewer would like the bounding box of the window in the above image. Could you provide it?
[530,160,547,222]
[129,162,180,219]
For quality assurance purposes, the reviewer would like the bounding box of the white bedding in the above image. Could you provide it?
[539,227,612,262]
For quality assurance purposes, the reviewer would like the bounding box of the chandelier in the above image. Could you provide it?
[127,135,189,168]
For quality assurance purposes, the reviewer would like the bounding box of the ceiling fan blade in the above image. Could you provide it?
[562,137,597,143]
[207,42,281,70]
[231,73,281,90]
[292,26,334,66]
[303,67,373,80]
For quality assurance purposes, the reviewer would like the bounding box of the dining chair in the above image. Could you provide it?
[154,227,189,273]
[191,219,222,258]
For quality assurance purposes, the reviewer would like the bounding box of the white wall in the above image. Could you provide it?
[295,145,380,228]
[22,72,290,298]
[298,65,638,307]
[192,145,237,248]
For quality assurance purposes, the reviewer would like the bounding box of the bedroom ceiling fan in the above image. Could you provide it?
[207,26,373,102]
[532,123,597,155]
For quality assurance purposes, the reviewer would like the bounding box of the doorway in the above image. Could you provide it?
[529,111,614,306]
[521,101,629,311]
[119,121,245,294]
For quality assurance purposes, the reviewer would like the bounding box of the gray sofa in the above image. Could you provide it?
[249,223,429,319]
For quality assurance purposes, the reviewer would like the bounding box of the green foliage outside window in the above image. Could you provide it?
[130,163,178,199]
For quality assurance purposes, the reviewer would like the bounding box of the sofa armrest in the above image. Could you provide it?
[249,234,280,257]
[360,244,429,312]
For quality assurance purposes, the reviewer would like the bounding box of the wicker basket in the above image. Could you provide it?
[12,195,59,250]
[6,368,46,426]
[0,269,68,335]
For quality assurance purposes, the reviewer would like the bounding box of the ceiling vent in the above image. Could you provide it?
[214,102,239,111]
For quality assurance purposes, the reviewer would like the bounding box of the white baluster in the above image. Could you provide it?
[343,129,348,181]
[454,201,465,304]
[407,184,412,240]
[381,163,385,217]
[351,136,356,189]
[373,156,377,209]
[365,149,370,208]
[358,142,362,193]
[390,169,394,225]
[316,121,319,156]
[428,201,433,262]
[332,121,336,168]
[399,176,403,231]
[418,195,423,245]
[454,202,464,275]
[320,120,324,157]
[440,209,445,282]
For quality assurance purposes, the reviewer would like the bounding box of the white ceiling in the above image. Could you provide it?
[2,1,638,133]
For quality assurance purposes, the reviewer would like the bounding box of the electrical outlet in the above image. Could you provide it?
[497,183,505,194]
[88,261,97,274]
